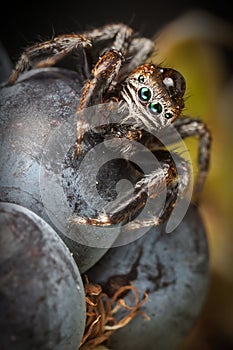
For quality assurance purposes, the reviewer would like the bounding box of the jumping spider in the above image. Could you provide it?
[8,23,211,228]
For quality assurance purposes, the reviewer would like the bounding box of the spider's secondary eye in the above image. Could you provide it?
[138,75,144,83]
[149,102,163,115]
[138,87,151,102]
[165,112,173,119]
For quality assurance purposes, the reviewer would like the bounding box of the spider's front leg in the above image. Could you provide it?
[71,150,190,228]
[76,49,124,154]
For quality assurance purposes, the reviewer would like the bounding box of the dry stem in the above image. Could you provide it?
[79,276,149,350]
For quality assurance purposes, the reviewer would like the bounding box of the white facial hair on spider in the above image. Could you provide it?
[120,63,186,130]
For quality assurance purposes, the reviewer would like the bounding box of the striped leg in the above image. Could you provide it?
[8,34,91,84]
[76,49,124,155]
[174,117,211,199]
[71,150,189,229]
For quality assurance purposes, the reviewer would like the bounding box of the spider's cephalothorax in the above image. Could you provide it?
[120,63,186,130]
[8,23,211,228]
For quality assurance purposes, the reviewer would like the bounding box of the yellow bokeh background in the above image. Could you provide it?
[149,10,233,349]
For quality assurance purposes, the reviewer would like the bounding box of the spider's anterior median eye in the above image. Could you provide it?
[138,75,144,83]
[138,87,152,102]
[148,102,163,115]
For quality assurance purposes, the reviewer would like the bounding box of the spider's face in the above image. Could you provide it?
[121,64,186,129]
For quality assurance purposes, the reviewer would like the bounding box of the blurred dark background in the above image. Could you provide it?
[0,0,232,61]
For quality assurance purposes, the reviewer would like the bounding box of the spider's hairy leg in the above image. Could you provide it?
[8,34,92,85]
[71,150,189,229]
[8,23,134,85]
[126,150,190,229]
[85,23,134,54]
[117,37,154,83]
[173,117,211,200]
[127,37,154,68]
[76,49,124,155]
[78,50,124,110]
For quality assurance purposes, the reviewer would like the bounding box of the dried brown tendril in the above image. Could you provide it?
[79,276,150,350]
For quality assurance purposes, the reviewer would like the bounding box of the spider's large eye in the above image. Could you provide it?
[138,87,152,102]
[148,101,163,115]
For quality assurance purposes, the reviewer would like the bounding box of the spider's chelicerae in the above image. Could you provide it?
[8,23,211,228]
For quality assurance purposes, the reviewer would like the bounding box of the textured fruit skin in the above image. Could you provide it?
[0,202,86,350]
[0,68,108,272]
[86,205,209,350]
